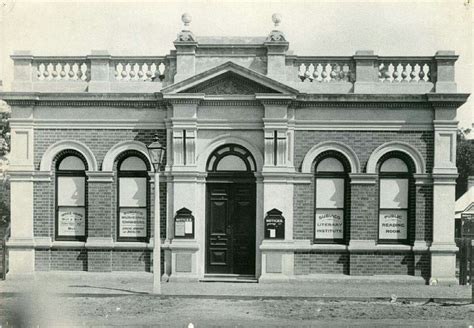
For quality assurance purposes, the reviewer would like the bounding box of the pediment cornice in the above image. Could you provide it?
[161,61,299,95]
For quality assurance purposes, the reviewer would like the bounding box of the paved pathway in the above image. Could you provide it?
[0,272,471,300]
[1,272,471,301]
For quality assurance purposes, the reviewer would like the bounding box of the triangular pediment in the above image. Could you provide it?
[161,61,298,95]
[183,72,278,95]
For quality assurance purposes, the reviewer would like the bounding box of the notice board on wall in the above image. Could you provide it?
[174,207,194,239]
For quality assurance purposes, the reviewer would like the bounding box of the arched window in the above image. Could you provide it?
[117,154,150,242]
[55,152,87,241]
[378,152,414,244]
[206,144,256,173]
[314,153,349,243]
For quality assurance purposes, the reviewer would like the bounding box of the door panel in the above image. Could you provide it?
[208,186,232,273]
[206,182,256,275]
[232,185,255,275]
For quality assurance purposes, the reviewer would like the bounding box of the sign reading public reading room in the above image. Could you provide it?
[315,210,344,240]
[379,211,407,240]
[58,207,86,236]
[119,208,147,238]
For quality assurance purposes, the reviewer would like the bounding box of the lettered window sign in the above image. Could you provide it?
[314,157,345,242]
[119,177,147,238]
[56,155,87,240]
[117,155,149,242]
[378,155,411,242]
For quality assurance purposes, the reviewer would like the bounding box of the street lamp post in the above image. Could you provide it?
[147,135,165,294]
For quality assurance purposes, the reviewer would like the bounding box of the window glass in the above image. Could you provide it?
[379,178,408,209]
[58,156,85,170]
[380,158,408,172]
[316,157,344,172]
[216,155,247,171]
[58,176,85,206]
[316,178,344,208]
[56,154,86,240]
[119,177,147,207]
[120,156,147,171]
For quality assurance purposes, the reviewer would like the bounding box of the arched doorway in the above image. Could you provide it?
[205,144,257,276]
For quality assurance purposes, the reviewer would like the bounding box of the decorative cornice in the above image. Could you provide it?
[426,93,470,108]
[86,171,115,183]
[200,100,262,107]
[0,92,167,108]
[10,118,167,130]
[161,61,299,95]
[349,173,378,185]
[293,120,433,131]
[295,101,432,109]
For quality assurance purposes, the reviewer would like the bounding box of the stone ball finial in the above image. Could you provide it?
[272,13,282,27]
[182,13,192,26]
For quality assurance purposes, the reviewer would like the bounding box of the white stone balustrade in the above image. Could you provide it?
[9,49,457,94]
[113,58,167,82]
[297,59,354,83]
[378,58,435,83]
[35,59,90,81]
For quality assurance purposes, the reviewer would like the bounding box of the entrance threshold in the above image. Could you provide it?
[201,274,258,283]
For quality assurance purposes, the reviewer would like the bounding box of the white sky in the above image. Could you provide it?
[0,0,472,130]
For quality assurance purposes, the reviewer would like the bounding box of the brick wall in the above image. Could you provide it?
[350,183,378,240]
[294,130,433,173]
[34,129,166,170]
[88,183,114,238]
[33,128,167,242]
[414,252,430,280]
[415,184,433,242]
[34,249,158,272]
[293,130,433,242]
[35,249,50,271]
[112,250,151,272]
[88,250,112,272]
[33,181,53,237]
[50,249,87,271]
[294,252,349,275]
[349,252,414,276]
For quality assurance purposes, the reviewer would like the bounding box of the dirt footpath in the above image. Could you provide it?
[1,294,473,327]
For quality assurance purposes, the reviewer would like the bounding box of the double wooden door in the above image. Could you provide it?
[206,182,256,275]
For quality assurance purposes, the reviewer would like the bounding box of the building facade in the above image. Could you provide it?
[1,15,469,283]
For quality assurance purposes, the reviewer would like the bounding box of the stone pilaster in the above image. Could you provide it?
[88,50,112,92]
[173,14,198,83]
[428,93,469,283]
[434,51,458,93]
[11,50,34,92]
[353,50,378,94]
[7,114,35,274]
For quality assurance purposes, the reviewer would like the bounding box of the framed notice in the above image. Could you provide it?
[315,209,344,240]
[379,210,408,241]
[57,207,86,237]
[174,207,194,239]
[264,208,285,239]
[119,208,147,239]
